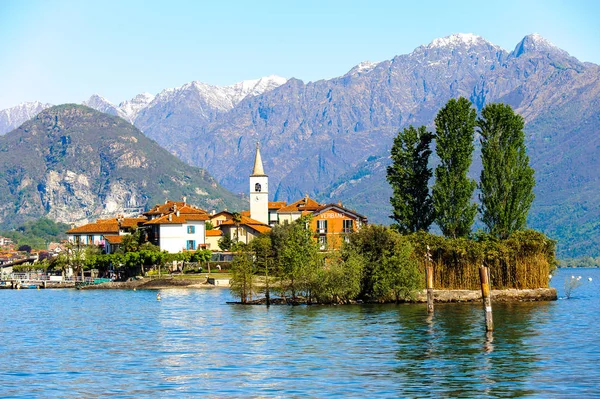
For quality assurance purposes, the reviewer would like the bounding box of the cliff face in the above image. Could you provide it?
[0,104,245,227]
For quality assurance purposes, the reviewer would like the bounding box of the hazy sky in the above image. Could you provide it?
[0,0,598,109]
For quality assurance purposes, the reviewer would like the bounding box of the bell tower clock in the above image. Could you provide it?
[250,143,269,225]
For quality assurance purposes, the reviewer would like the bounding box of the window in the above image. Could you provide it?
[317,219,328,234]
[255,183,261,192]
[343,219,354,233]
[187,226,195,234]
[186,240,196,250]
[88,235,94,244]
[319,235,327,250]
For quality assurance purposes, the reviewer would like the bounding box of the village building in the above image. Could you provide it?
[218,215,272,245]
[205,229,223,250]
[310,203,368,250]
[209,211,234,227]
[0,236,14,248]
[66,216,147,252]
[142,200,209,253]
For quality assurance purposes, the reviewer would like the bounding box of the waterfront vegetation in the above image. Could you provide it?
[226,219,556,304]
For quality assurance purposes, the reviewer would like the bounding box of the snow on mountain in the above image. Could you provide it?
[426,33,502,51]
[226,75,288,103]
[83,94,128,119]
[345,61,379,77]
[0,101,53,135]
[511,33,569,58]
[118,92,155,123]
[149,75,288,113]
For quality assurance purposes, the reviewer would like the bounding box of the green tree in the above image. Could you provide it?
[232,212,242,243]
[375,241,422,302]
[387,125,435,233]
[230,250,255,303]
[190,249,212,271]
[272,216,320,298]
[314,249,364,304]
[478,103,535,239]
[432,97,478,238]
[119,230,145,253]
[218,235,234,251]
[251,234,274,306]
[346,225,401,300]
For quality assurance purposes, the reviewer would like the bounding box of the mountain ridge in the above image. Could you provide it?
[0,104,245,228]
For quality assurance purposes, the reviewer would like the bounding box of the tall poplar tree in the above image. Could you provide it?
[386,125,434,233]
[478,103,535,238]
[432,97,478,238]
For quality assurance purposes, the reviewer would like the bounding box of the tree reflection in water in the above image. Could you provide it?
[391,301,551,398]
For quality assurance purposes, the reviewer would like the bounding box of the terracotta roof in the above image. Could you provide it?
[210,211,233,220]
[313,204,368,222]
[268,201,287,209]
[144,212,209,225]
[67,217,147,234]
[104,235,124,244]
[206,230,223,237]
[67,222,119,234]
[220,215,271,234]
[144,200,207,216]
[240,210,250,217]
[277,196,322,213]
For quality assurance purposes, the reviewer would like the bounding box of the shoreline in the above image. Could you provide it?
[2,278,557,302]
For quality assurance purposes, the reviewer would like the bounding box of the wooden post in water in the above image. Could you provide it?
[479,265,494,332]
[426,246,434,313]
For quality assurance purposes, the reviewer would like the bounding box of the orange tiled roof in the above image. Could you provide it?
[67,222,119,234]
[67,217,147,234]
[220,215,271,234]
[144,200,207,216]
[268,201,287,210]
[104,235,124,244]
[144,212,209,225]
[277,196,322,213]
[206,230,223,237]
[240,210,250,217]
[210,211,233,220]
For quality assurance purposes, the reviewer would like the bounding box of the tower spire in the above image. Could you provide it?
[252,142,265,176]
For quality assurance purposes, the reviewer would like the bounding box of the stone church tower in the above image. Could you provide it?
[250,143,268,224]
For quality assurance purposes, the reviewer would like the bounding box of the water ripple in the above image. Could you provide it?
[1,268,599,397]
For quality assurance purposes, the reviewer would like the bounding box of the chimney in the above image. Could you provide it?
[338,201,343,207]
[168,214,172,221]
[182,196,187,204]
[176,210,180,217]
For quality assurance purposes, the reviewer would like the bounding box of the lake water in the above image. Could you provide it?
[1,267,599,398]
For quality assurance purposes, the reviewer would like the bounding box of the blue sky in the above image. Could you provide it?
[0,0,598,109]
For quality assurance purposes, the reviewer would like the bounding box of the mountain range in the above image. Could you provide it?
[1,33,598,257]
[0,104,245,228]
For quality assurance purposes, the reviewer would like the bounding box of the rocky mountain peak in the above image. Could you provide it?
[511,33,569,58]
[0,101,53,136]
[345,61,379,77]
[83,94,126,119]
[118,92,155,123]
